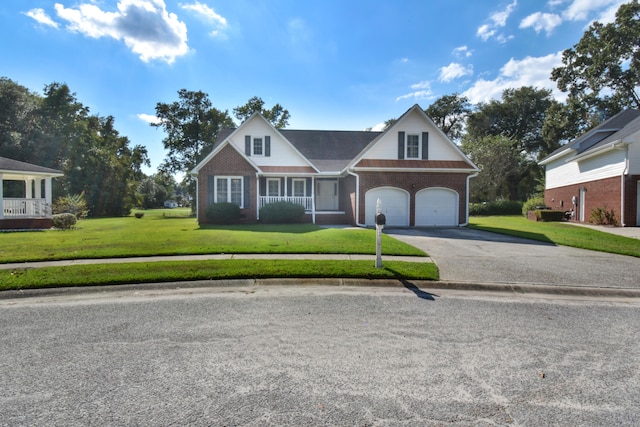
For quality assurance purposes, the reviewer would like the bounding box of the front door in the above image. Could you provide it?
[316,179,338,210]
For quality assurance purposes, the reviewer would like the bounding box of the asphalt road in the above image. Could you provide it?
[387,227,640,289]
[1,285,639,426]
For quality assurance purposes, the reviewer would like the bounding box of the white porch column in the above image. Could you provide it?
[45,177,53,206]
[311,176,316,224]
[0,174,4,220]
[35,178,42,199]
[25,179,33,199]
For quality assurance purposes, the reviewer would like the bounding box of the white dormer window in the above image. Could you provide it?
[253,137,263,156]
[406,134,420,159]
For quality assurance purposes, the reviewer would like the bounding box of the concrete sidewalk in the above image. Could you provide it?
[0,253,432,271]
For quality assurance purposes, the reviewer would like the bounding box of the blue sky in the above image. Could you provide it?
[1,0,628,175]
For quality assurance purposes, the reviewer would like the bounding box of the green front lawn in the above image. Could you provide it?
[0,209,425,263]
[469,216,640,258]
[0,209,434,290]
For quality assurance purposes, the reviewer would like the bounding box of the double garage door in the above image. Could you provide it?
[365,187,458,227]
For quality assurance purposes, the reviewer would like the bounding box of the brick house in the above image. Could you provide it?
[539,109,640,226]
[191,104,479,227]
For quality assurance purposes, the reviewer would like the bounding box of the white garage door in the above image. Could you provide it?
[365,187,409,226]
[415,188,458,226]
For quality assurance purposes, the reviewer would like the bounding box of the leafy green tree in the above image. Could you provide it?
[152,89,234,203]
[551,0,640,114]
[462,135,537,202]
[425,93,471,142]
[233,96,290,128]
[0,78,41,161]
[137,176,167,209]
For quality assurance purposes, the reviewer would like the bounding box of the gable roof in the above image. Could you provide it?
[540,109,640,165]
[0,156,63,176]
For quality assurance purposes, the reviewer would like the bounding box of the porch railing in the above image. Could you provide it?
[2,198,50,218]
[260,196,313,211]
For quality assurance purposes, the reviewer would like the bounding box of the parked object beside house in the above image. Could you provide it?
[539,109,640,227]
[191,105,479,227]
[164,200,178,208]
[0,156,63,230]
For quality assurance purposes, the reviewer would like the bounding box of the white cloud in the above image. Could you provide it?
[520,12,562,35]
[562,0,621,21]
[452,45,472,58]
[463,52,565,104]
[24,8,59,28]
[137,113,162,124]
[54,0,189,63]
[476,0,518,42]
[396,81,433,101]
[180,1,227,37]
[371,122,387,132]
[439,63,473,83]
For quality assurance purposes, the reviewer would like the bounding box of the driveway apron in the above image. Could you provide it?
[386,227,640,289]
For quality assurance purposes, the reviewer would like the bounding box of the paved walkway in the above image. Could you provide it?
[0,253,431,271]
[564,222,640,239]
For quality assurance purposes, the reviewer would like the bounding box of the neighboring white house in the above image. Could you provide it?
[0,156,64,229]
[539,109,640,226]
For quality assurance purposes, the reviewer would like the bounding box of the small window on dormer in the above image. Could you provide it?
[253,137,263,156]
[406,134,420,159]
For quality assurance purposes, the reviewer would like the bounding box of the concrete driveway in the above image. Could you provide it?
[386,227,640,289]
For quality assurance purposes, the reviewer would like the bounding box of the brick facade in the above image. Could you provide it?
[543,175,639,226]
[197,144,258,224]
[357,171,469,225]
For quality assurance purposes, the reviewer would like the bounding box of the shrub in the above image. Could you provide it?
[590,206,618,226]
[53,193,88,220]
[52,213,78,230]
[260,202,305,224]
[522,196,547,216]
[135,212,144,219]
[205,202,241,224]
[469,200,523,216]
[534,210,566,222]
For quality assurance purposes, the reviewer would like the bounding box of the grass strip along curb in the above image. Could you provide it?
[469,216,640,258]
[0,259,439,291]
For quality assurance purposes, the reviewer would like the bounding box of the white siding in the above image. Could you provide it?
[364,109,463,161]
[228,116,311,168]
[628,140,640,174]
[546,149,627,189]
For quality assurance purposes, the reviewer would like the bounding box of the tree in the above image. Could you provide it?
[462,135,537,202]
[425,93,471,142]
[466,87,558,159]
[0,78,41,161]
[152,89,234,203]
[551,0,640,115]
[233,96,290,128]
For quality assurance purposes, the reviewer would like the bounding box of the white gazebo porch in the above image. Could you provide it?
[0,156,64,229]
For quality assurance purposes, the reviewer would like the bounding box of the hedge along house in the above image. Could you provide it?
[539,109,640,227]
[191,104,479,227]
[0,156,63,230]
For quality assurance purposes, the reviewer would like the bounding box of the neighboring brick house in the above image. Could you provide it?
[191,104,479,227]
[539,109,640,227]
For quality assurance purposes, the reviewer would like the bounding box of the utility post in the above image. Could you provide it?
[375,198,386,268]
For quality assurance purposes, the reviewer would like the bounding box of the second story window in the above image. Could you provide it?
[406,134,420,159]
[253,138,263,156]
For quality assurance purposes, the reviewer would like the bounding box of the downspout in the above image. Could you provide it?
[256,172,260,221]
[311,176,316,224]
[194,175,199,222]
[621,148,629,227]
[347,170,366,227]
[460,172,479,227]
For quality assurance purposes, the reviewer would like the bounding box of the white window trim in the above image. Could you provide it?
[252,137,264,156]
[292,178,307,197]
[266,178,281,197]
[405,133,421,159]
[215,176,244,208]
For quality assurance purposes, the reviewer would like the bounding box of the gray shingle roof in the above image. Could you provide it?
[542,109,640,161]
[214,128,381,172]
[0,156,63,175]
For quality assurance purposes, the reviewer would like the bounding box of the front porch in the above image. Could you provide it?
[0,156,63,230]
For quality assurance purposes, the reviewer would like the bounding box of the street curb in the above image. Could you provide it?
[2,278,640,300]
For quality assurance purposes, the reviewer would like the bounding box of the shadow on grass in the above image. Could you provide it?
[467,225,555,244]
